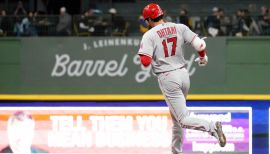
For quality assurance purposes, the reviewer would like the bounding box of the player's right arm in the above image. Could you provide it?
[138,32,154,67]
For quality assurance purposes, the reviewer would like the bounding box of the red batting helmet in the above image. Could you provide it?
[142,3,163,20]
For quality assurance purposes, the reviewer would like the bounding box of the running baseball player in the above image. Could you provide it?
[138,3,226,153]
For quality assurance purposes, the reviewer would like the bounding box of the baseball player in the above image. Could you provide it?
[138,3,226,154]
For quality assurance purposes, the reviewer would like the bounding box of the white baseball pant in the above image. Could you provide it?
[157,67,216,154]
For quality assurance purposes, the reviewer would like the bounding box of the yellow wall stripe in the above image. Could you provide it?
[0,94,269,101]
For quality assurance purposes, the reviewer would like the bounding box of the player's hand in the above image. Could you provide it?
[194,55,208,66]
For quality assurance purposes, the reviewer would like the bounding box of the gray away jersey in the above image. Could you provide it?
[138,22,197,74]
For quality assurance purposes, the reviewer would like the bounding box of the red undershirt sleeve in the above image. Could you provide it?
[139,55,152,67]
[198,50,206,58]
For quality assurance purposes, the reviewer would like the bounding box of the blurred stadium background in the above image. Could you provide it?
[0,0,270,154]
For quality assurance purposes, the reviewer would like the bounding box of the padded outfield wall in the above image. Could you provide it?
[0,37,269,100]
[0,37,270,153]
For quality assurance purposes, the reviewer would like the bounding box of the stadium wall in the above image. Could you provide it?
[0,37,269,100]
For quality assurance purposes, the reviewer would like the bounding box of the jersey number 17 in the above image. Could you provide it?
[162,36,177,58]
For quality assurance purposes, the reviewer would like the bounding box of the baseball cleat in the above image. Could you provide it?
[215,121,226,147]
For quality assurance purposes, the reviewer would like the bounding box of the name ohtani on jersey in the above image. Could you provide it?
[157,27,177,38]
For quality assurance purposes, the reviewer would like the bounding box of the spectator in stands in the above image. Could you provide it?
[242,9,260,35]
[232,8,260,36]
[175,8,191,29]
[23,11,38,36]
[56,7,72,36]
[14,1,27,16]
[108,8,126,35]
[77,8,108,36]
[138,9,149,34]
[14,16,23,36]
[218,8,231,36]
[78,10,96,34]
[91,10,112,36]
[0,111,48,153]
[231,9,244,36]
[163,10,173,22]
[205,7,221,37]
[14,11,38,36]
[258,6,270,35]
[0,10,12,36]
[32,11,52,36]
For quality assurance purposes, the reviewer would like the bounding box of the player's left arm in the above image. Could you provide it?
[181,24,208,66]
[191,36,208,66]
